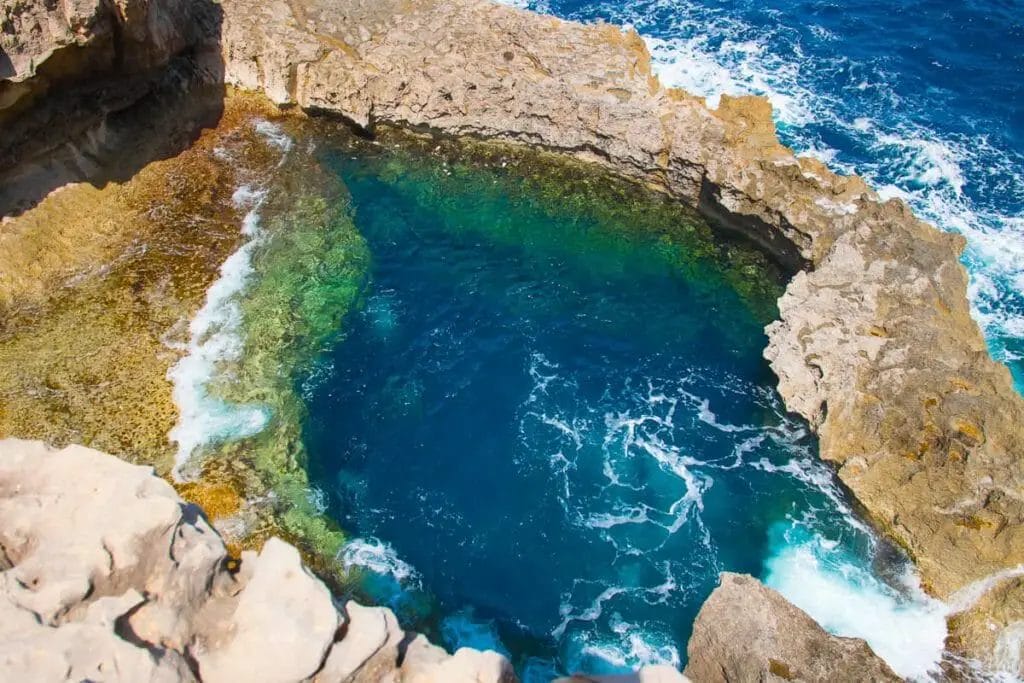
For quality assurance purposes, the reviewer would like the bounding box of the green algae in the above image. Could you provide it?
[316,124,786,326]
[199,142,371,568]
[0,93,788,586]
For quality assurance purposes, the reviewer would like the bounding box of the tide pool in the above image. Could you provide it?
[296,135,947,679]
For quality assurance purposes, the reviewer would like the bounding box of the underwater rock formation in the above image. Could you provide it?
[217,0,1024,669]
[684,573,899,682]
[0,439,516,683]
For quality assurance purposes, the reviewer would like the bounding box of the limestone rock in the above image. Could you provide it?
[217,0,1024,667]
[0,439,517,683]
[0,0,222,204]
[195,539,340,683]
[314,601,403,683]
[684,573,899,682]
[401,637,518,683]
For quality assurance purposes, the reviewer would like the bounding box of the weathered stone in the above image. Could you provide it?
[684,573,900,682]
[401,639,518,683]
[315,601,403,683]
[194,539,340,683]
[0,439,517,683]
[216,0,1024,668]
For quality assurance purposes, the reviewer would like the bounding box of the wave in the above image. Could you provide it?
[340,536,422,587]
[166,121,293,480]
[764,528,948,681]
[507,0,1024,389]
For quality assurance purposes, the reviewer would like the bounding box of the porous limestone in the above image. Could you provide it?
[684,573,900,682]
[0,438,515,683]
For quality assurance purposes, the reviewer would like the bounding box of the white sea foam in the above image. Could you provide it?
[166,121,293,480]
[167,186,271,480]
[765,538,948,681]
[340,537,421,587]
[562,611,681,673]
[552,586,625,640]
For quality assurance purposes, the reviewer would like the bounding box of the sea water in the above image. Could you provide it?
[499,0,1024,392]
[299,141,948,680]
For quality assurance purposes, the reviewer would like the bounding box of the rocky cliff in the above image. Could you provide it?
[4,0,1024,675]
[1,439,899,682]
[0,438,518,683]
[0,0,224,215]
[216,0,1024,670]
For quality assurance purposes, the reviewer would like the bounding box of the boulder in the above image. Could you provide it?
[684,573,900,682]
[194,539,341,683]
[0,439,517,683]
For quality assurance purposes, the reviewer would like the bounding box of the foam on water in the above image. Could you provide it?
[341,536,422,587]
[765,529,948,681]
[167,121,292,480]
[512,0,1024,390]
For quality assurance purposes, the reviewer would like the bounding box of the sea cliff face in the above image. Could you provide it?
[216,0,1024,670]
[2,0,1024,677]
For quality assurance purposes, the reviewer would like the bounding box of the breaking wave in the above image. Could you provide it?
[167,121,293,480]
[509,0,1024,391]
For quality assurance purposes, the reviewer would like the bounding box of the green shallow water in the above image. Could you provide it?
[176,117,946,680]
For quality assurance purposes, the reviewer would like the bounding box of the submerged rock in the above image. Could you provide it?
[684,573,900,682]
[0,438,516,683]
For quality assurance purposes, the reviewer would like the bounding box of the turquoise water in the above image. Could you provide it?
[501,0,1024,392]
[299,141,947,679]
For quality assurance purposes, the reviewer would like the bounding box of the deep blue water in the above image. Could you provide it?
[302,147,947,680]
[504,0,1024,390]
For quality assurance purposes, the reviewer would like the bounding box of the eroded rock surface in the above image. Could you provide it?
[0,0,224,214]
[217,0,1024,669]
[0,438,516,683]
[684,573,899,682]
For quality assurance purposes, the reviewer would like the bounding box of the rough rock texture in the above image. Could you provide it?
[684,573,900,682]
[217,0,1024,669]
[0,0,224,215]
[0,438,516,683]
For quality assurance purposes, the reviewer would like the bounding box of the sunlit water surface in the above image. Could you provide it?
[294,142,947,680]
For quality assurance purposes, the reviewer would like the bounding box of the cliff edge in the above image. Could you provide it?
[216,0,1024,669]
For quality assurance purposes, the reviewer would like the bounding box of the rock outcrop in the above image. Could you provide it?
[0,0,224,215]
[684,573,900,682]
[216,0,1024,669]
[0,438,516,683]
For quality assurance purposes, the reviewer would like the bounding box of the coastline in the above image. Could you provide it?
[217,0,1024,670]
[1,0,1023,676]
